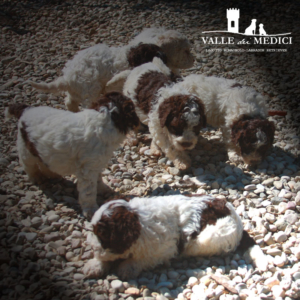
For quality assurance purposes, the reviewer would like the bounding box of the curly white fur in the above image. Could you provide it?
[30,27,194,112]
[6,105,130,219]
[129,27,194,71]
[123,58,204,170]
[83,195,267,279]
[176,75,269,163]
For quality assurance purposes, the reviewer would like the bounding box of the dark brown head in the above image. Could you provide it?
[231,115,275,165]
[127,43,168,68]
[90,92,140,135]
[92,201,141,255]
[158,94,206,151]
[6,104,29,119]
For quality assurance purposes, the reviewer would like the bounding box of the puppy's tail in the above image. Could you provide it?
[5,104,29,121]
[29,77,67,95]
[237,230,268,272]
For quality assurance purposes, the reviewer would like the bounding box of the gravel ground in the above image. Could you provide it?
[0,1,300,300]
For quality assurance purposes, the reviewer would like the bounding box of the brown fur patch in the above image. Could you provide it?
[231,115,275,161]
[127,44,167,68]
[236,230,256,251]
[93,205,141,254]
[8,104,29,119]
[20,121,42,160]
[158,95,206,136]
[231,83,243,88]
[177,232,188,255]
[135,71,172,115]
[90,92,140,135]
[200,198,231,232]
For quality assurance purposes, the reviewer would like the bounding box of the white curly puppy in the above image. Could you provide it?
[30,27,194,112]
[5,92,139,219]
[83,194,267,279]
[129,27,194,73]
[122,58,206,170]
[176,75,275,165]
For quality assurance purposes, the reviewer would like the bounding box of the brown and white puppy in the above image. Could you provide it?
[82,194,267,280]
[231,114,275,165]
[129,27,194,73]
[123,58,206,170]
[105,44,168,94]
[30,27,194,112]
[5,92,139,219]
[176,74,275,166]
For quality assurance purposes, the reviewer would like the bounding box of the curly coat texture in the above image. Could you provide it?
[83,194,268,280]
[89,92,140,135]
[5,93,139,219]
[176,74,275,165]
[129,27,194,71]
[30,27,194,112]
[158,95,206,136]
[123,58,206,170]
[231,114,275,163]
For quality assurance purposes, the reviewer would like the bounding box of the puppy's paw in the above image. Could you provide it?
[247,245,268,272]
[150,143,162,156]
[173,158,191,170]
[82,259,109,278]
[117,261,141,280]
[228,151,243,164]
[150,148,162,157]
[257,258,268,272]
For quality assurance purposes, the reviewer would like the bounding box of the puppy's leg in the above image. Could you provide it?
[37,161,61,180]
[173,153,191,170]
[220,127,243,164]
[228,150,243,164]
[65,93,80,112]
[166,148,191,170]
[150,140,162,156]
[18,144,60,184]
[117,259,143,280]
[77,175,99,219]
[82,258,111,278]
[97,174,114,198]
[21,159,44,184]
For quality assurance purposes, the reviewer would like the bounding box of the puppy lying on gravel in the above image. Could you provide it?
[121,58,206,170]
[30,27,194,112]
[176,75,275,166]
[83,194,267,280]
[5,92,139,219]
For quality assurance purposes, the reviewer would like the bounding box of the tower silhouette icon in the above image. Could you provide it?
[227,8,240,33]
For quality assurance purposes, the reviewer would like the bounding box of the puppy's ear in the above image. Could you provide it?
[158,101,173,128]
[195,98,207,128]
[231,118,247,147]
[93,205,141,254]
